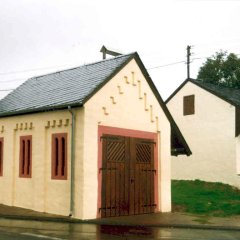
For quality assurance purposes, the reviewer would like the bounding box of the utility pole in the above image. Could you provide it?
[187,45,191,79]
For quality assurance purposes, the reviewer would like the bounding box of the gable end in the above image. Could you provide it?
[132,55,192,156]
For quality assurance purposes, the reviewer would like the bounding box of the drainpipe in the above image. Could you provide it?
[68,106,75,217]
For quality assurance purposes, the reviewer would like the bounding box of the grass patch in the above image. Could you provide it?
[172,179,240,217]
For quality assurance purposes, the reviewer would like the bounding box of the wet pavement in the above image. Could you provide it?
[0,204,240,239]
[0,219,239,239]
[90,212,240,230]
[0,203,240,231]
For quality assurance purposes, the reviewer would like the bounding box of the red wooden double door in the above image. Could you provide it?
[100,134,156,217]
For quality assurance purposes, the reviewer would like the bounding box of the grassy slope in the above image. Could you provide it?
[172,179,240,217]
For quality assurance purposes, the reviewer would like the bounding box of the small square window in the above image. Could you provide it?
[19,136,32,178]
[0,138,3,176]
[52,133,67,180]
[183,95,195,116]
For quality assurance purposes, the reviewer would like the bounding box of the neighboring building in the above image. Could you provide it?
[0,52,190,220]
[166,78,240,188]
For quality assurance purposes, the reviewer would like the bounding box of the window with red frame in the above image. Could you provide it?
[19,136,32,178]
[0,138,3,176]
[52,133,67,180]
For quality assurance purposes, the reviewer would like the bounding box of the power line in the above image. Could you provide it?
[0,60,186,77]
[0,57,210,91]
[0,49,239,78]
[0,78,27,83]
[0,63,79,76]
[0,89,14,91]
[0,59,187,86]
[0,50,239,91]
[192,53,240,61]
[147,61,185,70]
[0,60,186,91]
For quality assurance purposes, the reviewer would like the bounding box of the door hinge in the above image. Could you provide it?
[142,204,157,207]
[99,206,117,212]
[142,169,156,174]
[139,141,156,145]
[99,167,117,173]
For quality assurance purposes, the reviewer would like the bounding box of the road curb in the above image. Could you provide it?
[0,214,240,231]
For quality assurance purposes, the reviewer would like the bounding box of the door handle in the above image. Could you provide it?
[131,179,135,183]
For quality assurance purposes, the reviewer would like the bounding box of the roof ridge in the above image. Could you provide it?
[29,52,136,81]
[0,52,136,103]
[191,78,240,91]
[0,52,137,116]
[166,78,240,107]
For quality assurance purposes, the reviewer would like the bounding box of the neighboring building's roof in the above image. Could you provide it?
[0,52,191,156]
[166,78,240,107]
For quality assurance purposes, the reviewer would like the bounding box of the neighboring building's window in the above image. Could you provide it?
[236,107,240,137]
[52,133,67,180]
[183,95,195,115]
[0,138,3,176]
[19,136,32,178]
[237,135,240,175]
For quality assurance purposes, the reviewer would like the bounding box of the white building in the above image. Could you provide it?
[0,52,191,220]
[166,78,240,188]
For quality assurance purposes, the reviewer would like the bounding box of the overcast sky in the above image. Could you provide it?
[0,0,240,100]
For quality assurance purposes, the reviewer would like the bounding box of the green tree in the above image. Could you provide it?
[197,51,240,88]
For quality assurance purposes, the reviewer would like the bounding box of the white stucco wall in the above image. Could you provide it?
[167,81,240,188]
[0,108,84,216]
[81,59,171,220]
[0,59,172,220]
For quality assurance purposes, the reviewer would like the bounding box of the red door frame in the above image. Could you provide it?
[97,125,159,218]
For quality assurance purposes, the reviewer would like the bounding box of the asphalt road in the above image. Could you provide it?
[0,218,239,240]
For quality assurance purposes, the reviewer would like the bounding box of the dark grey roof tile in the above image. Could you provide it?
[0,51,192,156]
[193,79,240,107]
[0,53,134,116]
[166,78,240,108]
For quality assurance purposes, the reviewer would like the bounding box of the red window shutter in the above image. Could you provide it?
[52,133,67,180]
[19,136,32,178]
[0,138,3,176]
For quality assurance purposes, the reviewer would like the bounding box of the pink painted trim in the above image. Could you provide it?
[19,135,32,178]
[51,133,68,180]
[98,125,157,139]
[97,125,159,218]
[0,138,3,176]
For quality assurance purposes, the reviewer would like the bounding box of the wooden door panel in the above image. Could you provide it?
[101,134,155,217]
[101,135,129,217]
[133,139,155,215]
[134,163,140,214]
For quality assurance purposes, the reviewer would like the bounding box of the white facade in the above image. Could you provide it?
[0,57,175,220]
[82,58,171,219]
[167,81,240,188]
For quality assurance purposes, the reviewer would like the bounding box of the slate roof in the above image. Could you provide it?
[0,52,192,156]
[0,53,134,116]
[192,79,240,107]
[166,78,240,107]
